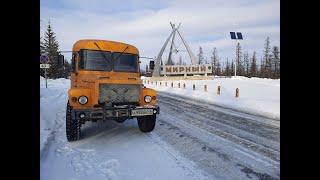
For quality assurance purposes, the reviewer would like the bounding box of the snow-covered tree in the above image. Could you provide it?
[263,37,272,78]
[250,51,257,77]
[271,46,280,79]
[235,42,243,76]
[43,21,61,79]
[197,46,204,64]
[259,57,266,78]
[40,36,45,55]
[231,60,235,76]
[224,59,230,76]
[211,47,220,75]
[243,51,249,77]
[215,58,221,76]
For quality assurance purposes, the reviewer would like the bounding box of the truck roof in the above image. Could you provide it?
[72,39,139,54]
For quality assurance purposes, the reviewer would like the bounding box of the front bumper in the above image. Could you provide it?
[72,104,160,120]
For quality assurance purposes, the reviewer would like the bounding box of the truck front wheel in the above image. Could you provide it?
[66,101,81,141]
[137,115,156,132]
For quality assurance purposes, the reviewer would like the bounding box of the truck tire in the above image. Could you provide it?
[137,115,156,132]
[66,102,81,141]
[115,118,127,123]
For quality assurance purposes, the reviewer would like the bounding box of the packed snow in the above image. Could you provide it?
[40,76,70,153]
[143,76,280,120]
[40,76,210,180]
[40,76,279,180]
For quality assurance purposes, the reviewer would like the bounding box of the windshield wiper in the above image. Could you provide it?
[113,46,129,61]
[93,42,111,63]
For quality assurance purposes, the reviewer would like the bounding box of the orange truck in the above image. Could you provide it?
[59,39,159,141]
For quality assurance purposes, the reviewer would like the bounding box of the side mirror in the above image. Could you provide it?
[57,54,65,67]
[149,60,155,70]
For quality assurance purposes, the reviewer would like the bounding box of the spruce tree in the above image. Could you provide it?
[260,58,265,78]
[250,51,257,77]
[220,61,224,76]
[263,37,271,78]
[40,19,45,55]
[211,47,219,75]
[224,59,227,76]
[235,42,243,76]
[43,22,60,79]
[225,59,230,76]
[216,59,221,76]
[40,36,45,55]
[243,51,249,77]
[272,46,280,78]
[197,46,204,64]
[231,60,235,76]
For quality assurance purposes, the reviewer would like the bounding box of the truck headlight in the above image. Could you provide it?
[78,96,88,105]
[144,95,152,103]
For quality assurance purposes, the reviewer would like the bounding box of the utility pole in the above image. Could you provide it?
[230,31,243,77]
[235,41,237,77]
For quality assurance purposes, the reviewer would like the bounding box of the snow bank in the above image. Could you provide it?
[40,77,70,152]
[144,76,280,120]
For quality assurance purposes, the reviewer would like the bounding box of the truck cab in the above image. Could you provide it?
[66,39,159,141]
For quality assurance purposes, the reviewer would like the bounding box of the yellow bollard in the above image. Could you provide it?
[235,88,239,98]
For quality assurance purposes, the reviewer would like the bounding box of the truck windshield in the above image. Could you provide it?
[113,52,139,72]
[79,50,138,72]
[80,50,112,71]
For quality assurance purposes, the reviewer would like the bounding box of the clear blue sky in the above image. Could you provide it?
[41,0,280,67]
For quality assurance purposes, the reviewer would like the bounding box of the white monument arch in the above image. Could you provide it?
[152,22,212,77]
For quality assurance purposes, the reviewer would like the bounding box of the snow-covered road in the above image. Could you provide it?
[155,92,279,179]
[41,118,209,180]
[40,78,279,180]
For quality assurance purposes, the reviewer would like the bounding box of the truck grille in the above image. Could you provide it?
[99,84,141,105]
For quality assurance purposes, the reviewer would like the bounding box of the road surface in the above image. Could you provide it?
[40,90,280,180]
